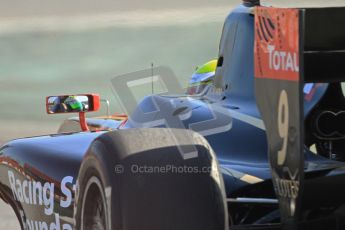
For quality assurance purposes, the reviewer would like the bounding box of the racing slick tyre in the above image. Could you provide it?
[74,128,228,230]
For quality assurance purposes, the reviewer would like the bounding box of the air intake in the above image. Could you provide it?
[243,0,260,6]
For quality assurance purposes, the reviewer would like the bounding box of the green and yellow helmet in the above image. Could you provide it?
[187,59,217,95]
[64,96,83,111]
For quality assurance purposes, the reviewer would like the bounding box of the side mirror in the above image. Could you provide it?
[46,94,100,114]
[46,94,100,132]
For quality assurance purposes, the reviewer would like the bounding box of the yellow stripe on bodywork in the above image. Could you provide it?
[221,167,264,185]
[240,174,264,184]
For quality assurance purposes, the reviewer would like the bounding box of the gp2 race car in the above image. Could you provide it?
[1,1,345,230]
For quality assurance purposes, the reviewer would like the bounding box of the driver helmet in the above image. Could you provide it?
[64,96,83,112]
[187,59,217,95]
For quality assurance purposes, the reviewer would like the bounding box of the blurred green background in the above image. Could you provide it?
[1,0,345,143]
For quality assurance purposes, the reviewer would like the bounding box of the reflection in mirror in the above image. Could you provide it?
[47,95,89,114]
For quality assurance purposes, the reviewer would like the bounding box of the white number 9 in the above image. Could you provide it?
[277,90,289,166]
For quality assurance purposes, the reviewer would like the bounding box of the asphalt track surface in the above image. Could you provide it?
[0,201,20,229]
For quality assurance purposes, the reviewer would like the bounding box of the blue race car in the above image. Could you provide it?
[1,1,345,230]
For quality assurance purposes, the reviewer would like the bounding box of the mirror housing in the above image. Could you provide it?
[46,94,100,132]
[46,94,100,114]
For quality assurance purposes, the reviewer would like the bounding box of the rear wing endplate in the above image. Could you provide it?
[254,6,345,230]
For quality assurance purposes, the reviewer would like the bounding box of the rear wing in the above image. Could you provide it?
[254,6,345,229]
[304,8,345,82]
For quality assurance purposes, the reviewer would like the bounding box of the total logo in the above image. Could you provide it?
[267,45,299,73]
